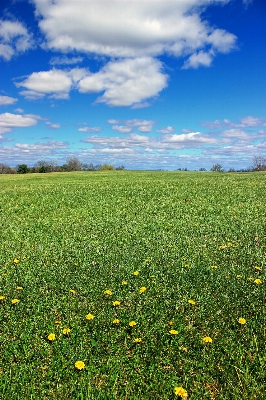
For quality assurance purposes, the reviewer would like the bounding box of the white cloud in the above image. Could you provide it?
[46,121,61,129]
[0,20,33,60]
[0,112,38,129]
[112,125,132,134]
[78,126,102,133]
[0,95,18,106]
[109,119,156,133]
[156,126,175,134]
[32,0,236,63]
[15,68,89,100]
[50,56,83,65]
[78,57,168,107]
[182,50,214,69]
[201,116,265,129]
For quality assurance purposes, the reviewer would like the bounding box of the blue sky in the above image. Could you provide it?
[0,0,265,170]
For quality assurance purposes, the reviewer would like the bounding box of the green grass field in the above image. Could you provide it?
[0,171,265,399]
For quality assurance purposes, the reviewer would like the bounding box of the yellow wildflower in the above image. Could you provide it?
[169,329,178,335]
[113,319,120,324]
[254,279,262,284]
[13,259,19,264]
[226,276,230,279]
[129,321,137,327]
[179,346,188,352]
[184,264,190,268]
[86,313,94,320]
[203,336,212,343]
[62,328,71,334]
[174,386,188,398]
[16,287,23,290]
[122,281,128,285]
[0,295,5,300]
[236,275,242,279]
[139,287,147,293]
[112,301,120,306]
[169,321,174,326]
[188,300,196,305]
[75,361,85,370]
[254,266,262,271]
[11,299,20,304]
[48,333,55,341]
[133,271,139,276]
[211,265,217,269]
[134,338,142,343]
[238,318,246,325]
[69,289,76,294]
[104,290,112,295]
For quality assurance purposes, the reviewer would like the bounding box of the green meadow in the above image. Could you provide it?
[0,171,265,399]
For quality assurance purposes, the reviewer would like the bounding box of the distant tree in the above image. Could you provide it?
[199,167,207,171]
[64,157,82,171]
[0,163,14,174]
[210,163,224,172]
[98,163,115,171]
[227,168,235,173]
[115,165,125,170]
[17,164,29,174]
[252,155,266,171]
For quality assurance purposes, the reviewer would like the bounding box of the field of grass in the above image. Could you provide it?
[0,171,265,399]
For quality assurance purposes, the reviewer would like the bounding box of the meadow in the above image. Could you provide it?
[0,171,265,399]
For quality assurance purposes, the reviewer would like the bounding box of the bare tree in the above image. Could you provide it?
[65,157,82,171]
[252,155,266,171]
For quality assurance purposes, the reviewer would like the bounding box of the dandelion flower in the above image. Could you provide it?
[184,264,190,268]
[113,319,120,324]
[113,301,120,306]
[226,276,230,279]
[129,321,137,327]
[203,336,212,343]
[179,346,188,352]
[16,287,23,290]
[63,328,71,334]
[75,361,85,370]
[104,290,112,295]
[122,281,128,285]
[254,266,262,271]
[236,275,242,279]
[48,333,55,341]
[69,289,76,294]
[174,386,188,398]
[169,321,174,326]
[11,299,20,304]
[188,300,196,305]
[169,329,178,335]
[139,287,147,293]
[254,279,262,284]
[247,277,254,281]
[134,338,142,343]
[86,313,94,320]
[133,271,139,276]
[0,295,5,300]
[211,265,217,269]
[238,318,246,325]
[13,259,19,264]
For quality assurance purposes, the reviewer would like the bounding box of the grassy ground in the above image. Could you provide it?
[0,171,265,399]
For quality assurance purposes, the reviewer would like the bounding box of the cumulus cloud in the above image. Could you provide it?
[15,68,89,100]
[78,57,168,106]
[32,0,236,63]
[49,56,83,65]
[0,20,33,60]
[0,95,18,106]
[46,121,61,129]
[156,126,175,134]
[78,126,102,133]
[109,119,156,133]
[182,50,214,69]
[201,116,265,129]
[0,112,38,129]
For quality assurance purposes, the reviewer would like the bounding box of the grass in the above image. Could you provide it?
[0,171,265,399]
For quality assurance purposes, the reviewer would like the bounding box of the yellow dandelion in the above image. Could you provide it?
[211,265,217,269]
[11,299,20,304]
[203,336,212,343]
[86,313,94,320]
[179,346,188,352]
[75,360,85,370]
[129,321,137,327]
[226,276,230,279]
[133,271,139,276]
[54,320,61,324]
[238,318,246,325]
[112,301,121,306]
[169,329,178,335]
[254,266,262,271]
[188,300,196,305]
[236,275,242,279]
[16,287,23,290]
[69,289,76,294]
[48,333,55,341]
[174,386,188,398]
[134,338,142,343]
[254,279,262,284]
[227,242,233,247]
[13,259,19,264]
[139,287,147,293]
[104,290,112,295]
[184,264,190,268]
[219,245,226,249]
[247,277,254,281]
[62,328,71,334]
[169,321,174,326]
[122,281,128,285]
[2,273,7,276]
[113,319,121,324]
[0,295,5,300]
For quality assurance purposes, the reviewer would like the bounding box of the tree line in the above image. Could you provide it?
[0,155,265,174]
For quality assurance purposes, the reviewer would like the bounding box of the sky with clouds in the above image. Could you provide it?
[0,0,265,169]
